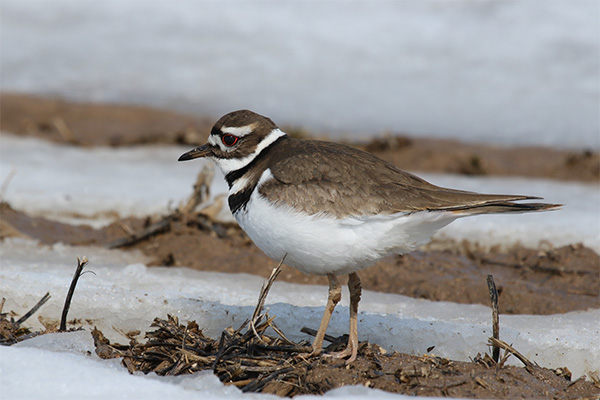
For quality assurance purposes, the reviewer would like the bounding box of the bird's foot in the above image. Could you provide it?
[326,345,358,364]
[295,346,322,360]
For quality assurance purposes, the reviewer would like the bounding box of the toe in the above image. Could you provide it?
[326,345,357,363]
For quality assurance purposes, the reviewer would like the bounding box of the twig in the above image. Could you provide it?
[249,255,286,342]
[241,366,295,393]
[60,256,89,331]
[267,319,296,346]
[253,343,307,353]
[106,217,172,248]
[488,337,535,370]
[211,331,231,371]
[15,292,51,326]
[300,327,339,344]
[0,167,17,203]
[182,327,188,351]
[52,117,76,143]
[486,275,500,362]
[247,316,276,346]
[497,348,512,368]
[0,298,5,314]
[178,164,214,215]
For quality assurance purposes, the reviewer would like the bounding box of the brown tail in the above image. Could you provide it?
[446,200,562,216]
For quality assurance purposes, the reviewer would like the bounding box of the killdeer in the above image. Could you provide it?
[179,110,560,362]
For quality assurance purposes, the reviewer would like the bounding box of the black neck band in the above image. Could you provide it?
[224,135,287,188]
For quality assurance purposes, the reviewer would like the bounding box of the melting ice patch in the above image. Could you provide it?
[0,239,598,385]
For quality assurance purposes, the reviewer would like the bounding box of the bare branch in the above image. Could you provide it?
[60,256,89,331]
[249,255,286,342]
[0,167,17,203]
[488,337,535,370]
[486,275,500,362]
[178,164,214,215]
[15,292,51,326]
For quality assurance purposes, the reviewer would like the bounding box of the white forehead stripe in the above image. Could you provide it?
[208,134,219,146]
[216,128,286,175]
[221,124,256,137]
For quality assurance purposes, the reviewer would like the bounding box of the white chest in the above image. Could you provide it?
[232,188,458,276]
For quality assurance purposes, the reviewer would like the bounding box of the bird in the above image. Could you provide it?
[178,110,561,363]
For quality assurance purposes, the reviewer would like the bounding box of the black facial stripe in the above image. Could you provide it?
[211,126,222,136]
[224,135,287,188]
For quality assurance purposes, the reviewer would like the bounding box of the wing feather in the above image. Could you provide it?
[258,139,551,218]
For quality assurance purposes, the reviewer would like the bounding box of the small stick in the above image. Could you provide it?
[497,348,512,368]
[106,217,172,248]
[178,164,214,215]
[486,274,500,363]
[52,117,76,143]
[15,292,51,326]
[60,256,89,332]
[488,337,535,370]
[241,366,295,393]
[268,319,296,346]
[300,327,339,344]
[181,327,188,351]
[0,297,5,313]
[211,331,229,371]
[249,255,286,342]
[0,167,17,202]
[253,343,307,353]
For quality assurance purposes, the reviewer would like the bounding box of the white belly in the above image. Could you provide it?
[234,190,459,276]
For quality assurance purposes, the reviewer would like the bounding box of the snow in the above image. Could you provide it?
[1,341,441,400]
[421,173,600,252]
[1,133,598,252]
[3,334,263,400]
[1,0,598,149]
[0,238,598,400]
[1,2,598,398]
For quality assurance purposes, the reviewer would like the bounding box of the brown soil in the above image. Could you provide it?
[2,92,599,182]
[1,93,599,398]
[362,135,600,183]
[0,92,212,146]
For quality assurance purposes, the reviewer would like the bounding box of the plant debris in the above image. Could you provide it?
[90,315,599,398]
[0,293,50,345]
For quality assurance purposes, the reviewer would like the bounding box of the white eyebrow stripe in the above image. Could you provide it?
[221,124,256,137]
[216,128,286,175]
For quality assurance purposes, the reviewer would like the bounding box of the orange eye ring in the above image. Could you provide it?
[221,134,239,147]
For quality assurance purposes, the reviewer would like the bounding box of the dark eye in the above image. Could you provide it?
[221,134,238,147]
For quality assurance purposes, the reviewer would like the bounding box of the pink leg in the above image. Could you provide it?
[330,272,362,362]
[308,274,341,356]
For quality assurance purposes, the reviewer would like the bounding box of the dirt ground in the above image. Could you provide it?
[1,93,599,398]
[2,92,599,182]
